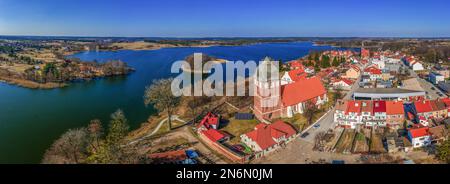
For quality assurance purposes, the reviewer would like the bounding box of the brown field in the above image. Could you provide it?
[370,133,387,153]
[0,76,66,89]
[334,129,355,154]
[352,131,369,153]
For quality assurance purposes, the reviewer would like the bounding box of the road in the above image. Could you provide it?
[300,68,363,143]
[404,62,447,99]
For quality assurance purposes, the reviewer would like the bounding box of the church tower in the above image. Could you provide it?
[253,57,283,122]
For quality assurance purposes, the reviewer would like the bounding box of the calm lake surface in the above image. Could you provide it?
[0,42,349,163]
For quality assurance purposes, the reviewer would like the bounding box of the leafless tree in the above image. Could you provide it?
[144,78,180,130]
[42,128,89,164]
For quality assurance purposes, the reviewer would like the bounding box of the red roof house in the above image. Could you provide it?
[201,129,228,142]
[242,121,296,152]
[364,66,382,75]
[287,68,307,81]
[346,101,361,115]
[386,101,404,115]
[198,112,220,129]
[408,125,430,138]
[373,100,386,113]
[414,101,432,113]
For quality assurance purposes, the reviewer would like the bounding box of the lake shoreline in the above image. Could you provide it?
[0,76,67,89]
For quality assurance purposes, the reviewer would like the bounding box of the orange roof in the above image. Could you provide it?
[360,101,373,113]
[281,77,326,106]
[386,101,404,115]
[335,100,348,111]
[346,101,361,114]
[288,69,307,81]
[364,66,382,75]
[201,129,227,142]
[246,121,296,150]
[409,126,430,138]
[350,65,360,72]
[414,101,432,113]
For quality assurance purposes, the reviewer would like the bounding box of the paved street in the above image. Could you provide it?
[405,62,447,99]
[300,70,362,143]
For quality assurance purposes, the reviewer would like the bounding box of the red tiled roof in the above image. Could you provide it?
[441,98,450,107]
[409,126,430,138]
[360,101,373,113]
[289,61,305,69]
[414,101,433,113]
[281,76,326,106]
[346,101,361,114]
[350,65,360,72]
[201,129,227,142]
[364,66,382,75]
[246,121,296,150]
[288,69,307,81]
[373,100,386,113]
[386,101,404,115]
[198,112,219,129]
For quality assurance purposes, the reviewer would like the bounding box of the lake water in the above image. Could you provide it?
[0,42,351,163]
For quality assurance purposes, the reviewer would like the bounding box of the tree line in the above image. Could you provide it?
[42,109,151,164]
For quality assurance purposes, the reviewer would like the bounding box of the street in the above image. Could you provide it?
[404,62,447,99]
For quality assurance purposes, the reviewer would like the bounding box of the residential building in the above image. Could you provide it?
[371,57,386,69]
[408,125,432,148]
[373,100,387,127]
[240,121,296,155]
[385,101,405,128]
[332,78,353,90]
[414,100,433,120]
[361,100,374,127]
[429,72,445,84]
[429,125,448,144]
[434,65,450,78]
[430,99,448,119]
[411,62,424,71]
[361,48,370,59]
[345,101,362,129]
[343,65,360,79]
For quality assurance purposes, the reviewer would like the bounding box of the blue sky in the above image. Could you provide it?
[0,0,449,37]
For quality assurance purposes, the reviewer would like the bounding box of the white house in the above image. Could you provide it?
[240,121,296,156]
[408,126,432,148]
[429,72,445,84]
[332,79,353,90]
[371,58,386,69]
[412,62,424,71]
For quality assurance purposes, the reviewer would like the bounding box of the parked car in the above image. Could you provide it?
[313,124,321,129]
[300,132,310,138]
